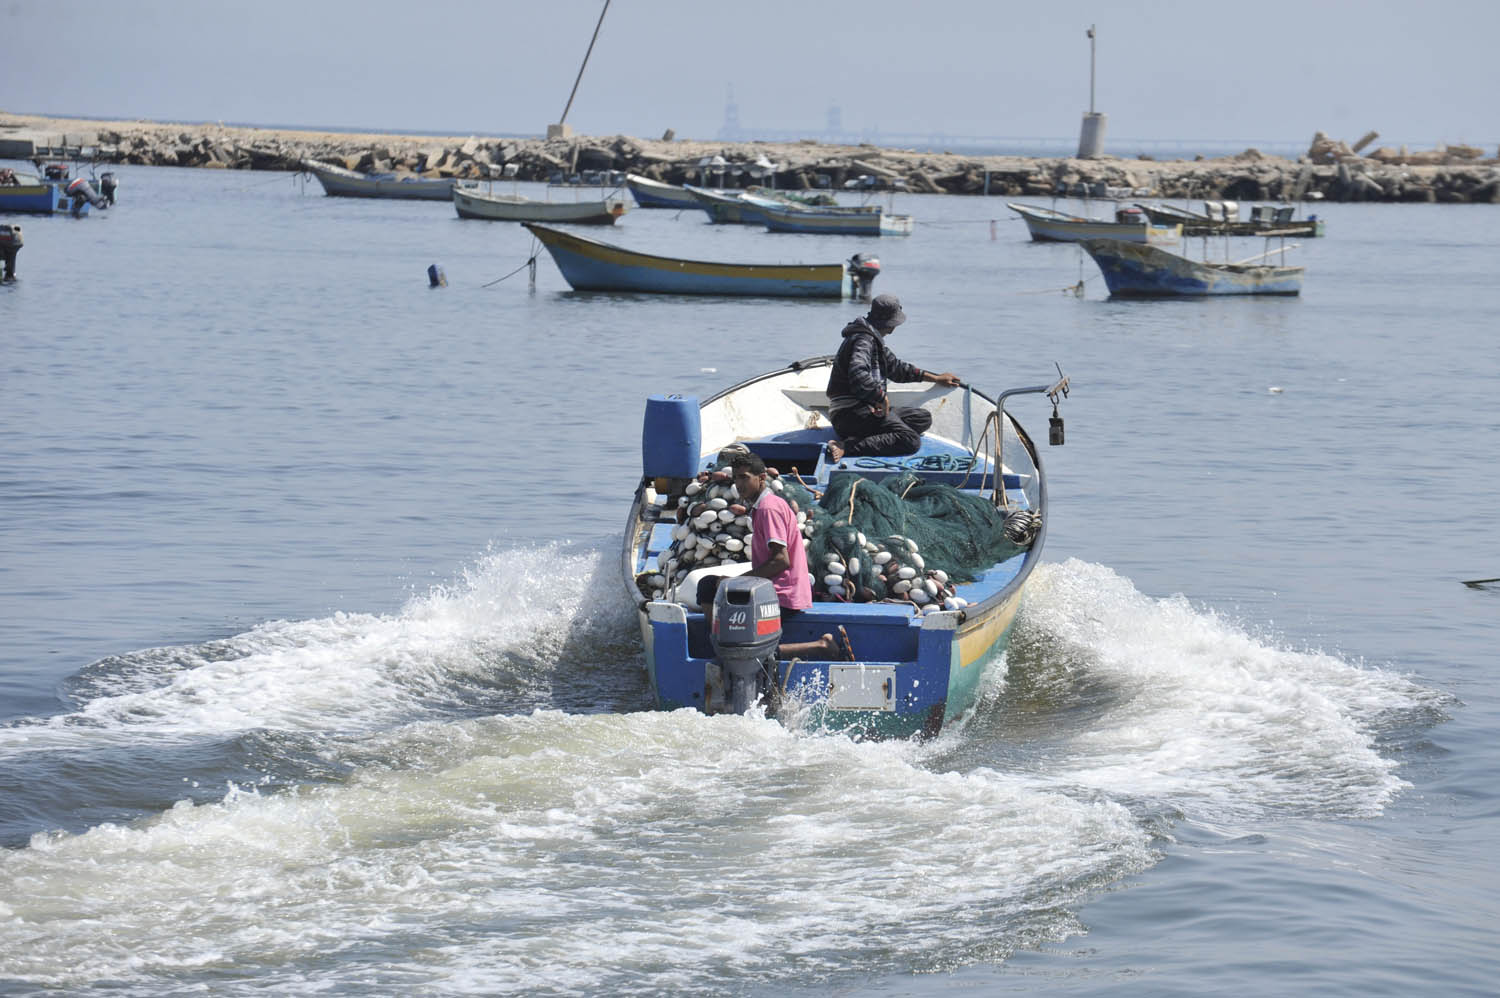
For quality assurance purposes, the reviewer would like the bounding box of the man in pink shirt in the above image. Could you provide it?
[698,454,840,660]
[733,454,811,611]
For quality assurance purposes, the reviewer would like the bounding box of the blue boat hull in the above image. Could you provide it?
[626,358,1049,738]
[0,182,86,215]
[645,572,1028,738]
[1082,238,1303,296]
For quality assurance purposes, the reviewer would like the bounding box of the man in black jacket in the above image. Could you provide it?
[824,295,961,460]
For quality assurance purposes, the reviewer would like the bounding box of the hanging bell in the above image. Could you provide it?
[1048,403,1064,446]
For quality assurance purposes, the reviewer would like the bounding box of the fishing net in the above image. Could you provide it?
[798,470,1026,603]
[646,453,1030,610]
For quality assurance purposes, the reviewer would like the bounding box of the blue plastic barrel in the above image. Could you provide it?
[642,395,701,479]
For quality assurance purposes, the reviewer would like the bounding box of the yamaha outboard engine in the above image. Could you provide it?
[65,177,106,212]
[0,223,21,282]
[99,172,118,205]
[711,576,782,713]
[847,252,881,301]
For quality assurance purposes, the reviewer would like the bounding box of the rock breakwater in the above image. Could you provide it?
[4,113,1497,204]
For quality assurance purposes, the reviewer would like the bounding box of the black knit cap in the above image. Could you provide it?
[868,294,906,329]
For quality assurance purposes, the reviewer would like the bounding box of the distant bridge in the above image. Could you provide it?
[713,128,1315,159]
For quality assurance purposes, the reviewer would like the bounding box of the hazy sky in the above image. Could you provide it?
[3,0,1494,149]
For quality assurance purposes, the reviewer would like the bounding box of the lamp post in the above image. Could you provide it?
[1077,24,1107,158]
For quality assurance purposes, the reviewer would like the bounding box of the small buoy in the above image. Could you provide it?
[1268,386,1284,394]
[823,573,844,588]
[427,263,446,287]
[874,551,892,565]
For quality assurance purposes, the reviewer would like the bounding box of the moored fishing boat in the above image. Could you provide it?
[683,185,774,225]
[301,159,477,200]
[682,186,838,225]
[1081,236,1304,296]
[454,186,626,224]
[757,199,914,236]
[624,172,700,209]
[1135,201,1326,238]
[1007,202,1179,244]
[524,223,882,298]
[0,167,102,215]
[624,357,1069,737]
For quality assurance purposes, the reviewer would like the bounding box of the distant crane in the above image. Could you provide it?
[549,0,612,139]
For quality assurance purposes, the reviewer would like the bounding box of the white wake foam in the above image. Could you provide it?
[1009,558,1441,820]
[0,542,634,755]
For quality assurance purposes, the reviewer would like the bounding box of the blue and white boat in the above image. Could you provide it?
[625,357,1068,737]
[0,168,93,215]
[524,223,881,299]
[1081,237,1304,297]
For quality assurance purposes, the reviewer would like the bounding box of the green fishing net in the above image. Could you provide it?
[655,458,1029,608]
[777,469,1026,603]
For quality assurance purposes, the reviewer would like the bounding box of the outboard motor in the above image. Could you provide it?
[847,252,881,301]
[711,576,782,713]
[0,223,21,282]
[99,172,118,205]
[65,177,106,211]
[42,162,68,181]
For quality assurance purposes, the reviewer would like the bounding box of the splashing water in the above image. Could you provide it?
[0,554,1444,994]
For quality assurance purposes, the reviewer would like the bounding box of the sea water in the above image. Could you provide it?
[0,165,1496,996]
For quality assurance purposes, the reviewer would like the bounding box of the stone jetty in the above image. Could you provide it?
[4,112,1497,204]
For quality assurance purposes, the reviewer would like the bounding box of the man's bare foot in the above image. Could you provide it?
[825,441,845,462]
